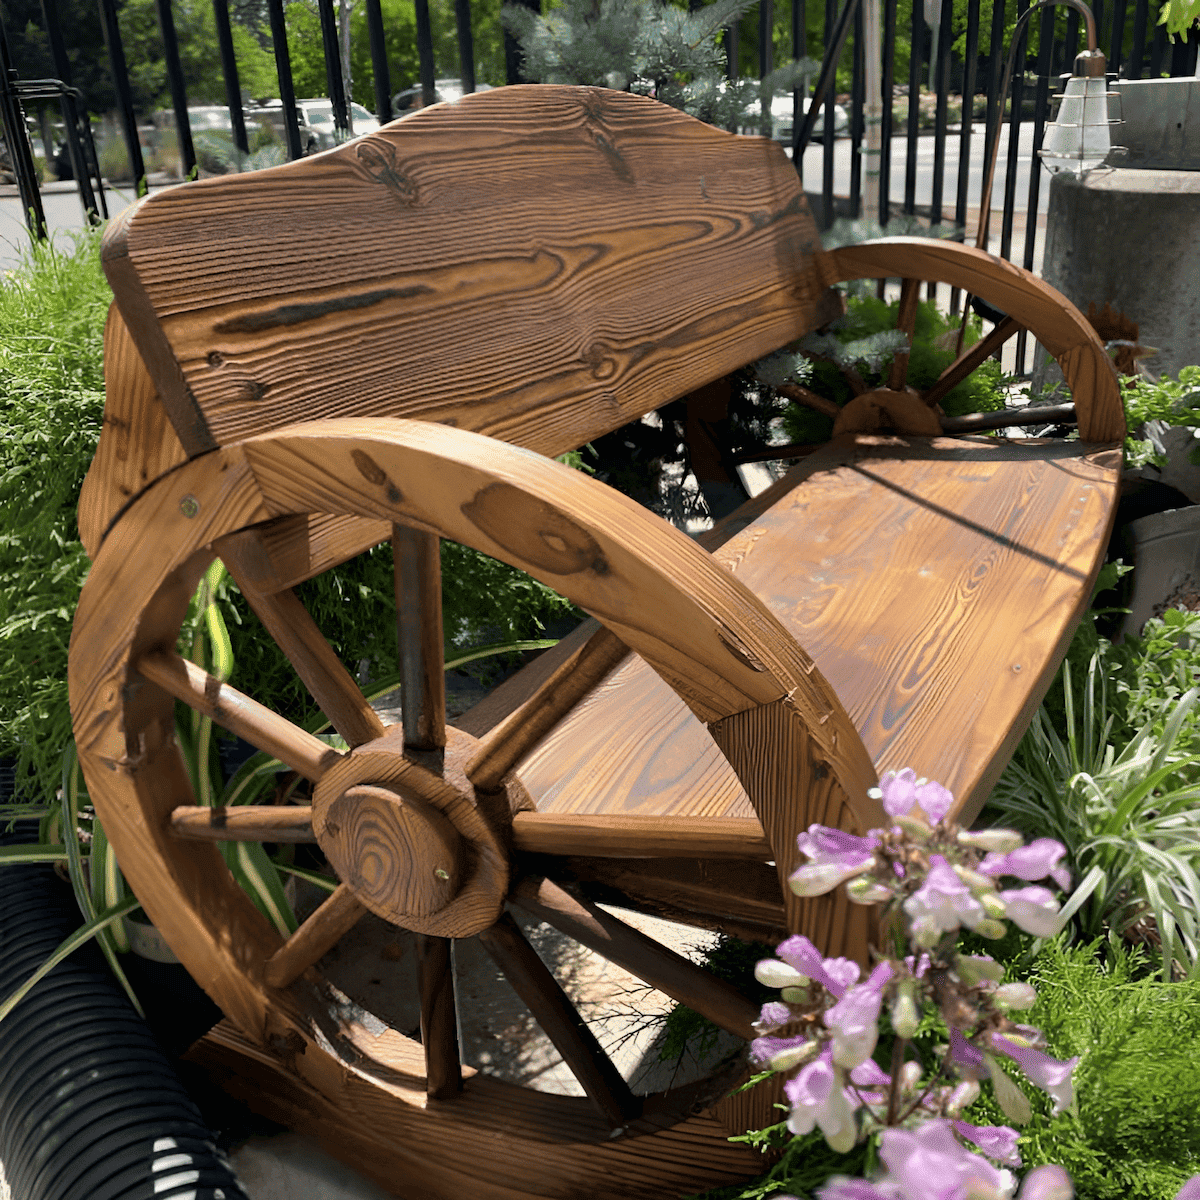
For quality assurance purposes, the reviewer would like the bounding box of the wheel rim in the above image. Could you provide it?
[70,429,815,1195]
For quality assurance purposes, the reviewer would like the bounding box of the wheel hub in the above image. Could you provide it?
[311,725,515,937]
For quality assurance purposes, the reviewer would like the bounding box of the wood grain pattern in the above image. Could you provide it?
[78,304,189,558]
[513,877,761,1041]
[466,626,628,791]
[393,524,447,754]
[133,651,342,782]
[264,883,367,988]
[311,725,509,938]
[510,812,771,859]
[820,239,1125,443]
[171,803,316,842]
[188,1019,762,1200]
[103,87,828,460]
[477,912,639,1127]
[324,783,463,921]
[888,278,921,390]
[563,857,787,944]
[416,934,462,1100]
[216,535,387,748]
[240,419,877,817]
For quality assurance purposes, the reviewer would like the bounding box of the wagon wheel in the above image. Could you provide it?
[70,420,883,1200]
[739,238,1122,456]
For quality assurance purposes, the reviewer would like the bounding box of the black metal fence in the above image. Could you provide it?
[1,0,1196,269]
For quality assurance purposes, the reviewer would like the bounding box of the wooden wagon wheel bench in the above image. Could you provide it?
[69,85,1125,1199]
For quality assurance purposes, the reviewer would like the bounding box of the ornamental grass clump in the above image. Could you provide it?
[748,768,1200,1200]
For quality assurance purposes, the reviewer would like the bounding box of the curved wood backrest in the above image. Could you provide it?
[101,85,828,459]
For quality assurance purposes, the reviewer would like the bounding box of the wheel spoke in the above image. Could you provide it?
[466,626,627,793]
[135,651,343,781]
[219,529,386,748]
[774,381,841,419]
[171,804,316,842]
[510,812,771,860]
[394,524,446,758]
[477,912,639,1126]
[417,934,463,1099]
[512,877,759,1041]
[923,315,1021,410]
[264,882,367,988]
[887,277,922,391]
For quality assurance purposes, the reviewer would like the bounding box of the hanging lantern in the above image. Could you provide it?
[1039,47,1123,177]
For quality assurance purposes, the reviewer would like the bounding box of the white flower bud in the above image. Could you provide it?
[894,814,931,839]
[890,981,920,1037]
[898,1059,923,1094]
[780,985,808,1003]
[957,829,1025,854]
[993,982,1038,1011]
[953,864,998,893]
[955,954,1004,985]
[771,1040,819,1071]
[846,875,894,905]
[980,892,1009,919]
[755,959,809,990]
[973,917,1008,940]
[946,1078,981,1115]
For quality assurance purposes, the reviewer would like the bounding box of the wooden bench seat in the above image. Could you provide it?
[494,434,1119,831]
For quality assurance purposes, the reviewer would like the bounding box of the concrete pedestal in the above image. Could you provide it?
[1040,168,1200,377]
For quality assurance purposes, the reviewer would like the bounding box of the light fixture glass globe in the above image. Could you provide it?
[1040,75,1112,176]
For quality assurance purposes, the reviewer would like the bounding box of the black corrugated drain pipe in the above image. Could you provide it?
[0,820,251,1200]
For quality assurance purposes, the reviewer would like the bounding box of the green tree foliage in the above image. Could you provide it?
[116,0,278,109]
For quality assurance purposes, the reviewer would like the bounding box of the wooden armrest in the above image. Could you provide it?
[819,238,1126,444]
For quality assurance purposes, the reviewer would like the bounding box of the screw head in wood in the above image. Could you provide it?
[179,494,200,518]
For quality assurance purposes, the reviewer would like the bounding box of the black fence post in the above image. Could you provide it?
[315,0,350,135]
[0,17,46,240]
[903,0,922,215]
[454,0,475,94]
[414,0,436,104]
[265,0,303,159]
[37,0,101,222]
[155,0,197,177]
[879,0,897,224]
[212,0,249,155]
[504,0,540,84]
[96,0,145,191]
[364,0,394,123]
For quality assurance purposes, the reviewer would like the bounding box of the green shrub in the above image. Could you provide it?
[966,939,1200,1200]
[0,230,110,810]
[0,229,576,809]
[780,293,1007,445]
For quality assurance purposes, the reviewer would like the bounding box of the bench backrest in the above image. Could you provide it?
[101,85,830,461]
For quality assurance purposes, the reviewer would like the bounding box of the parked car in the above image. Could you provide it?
[294,99,382,149]
[392,78,494,114]
[762,93,851,144]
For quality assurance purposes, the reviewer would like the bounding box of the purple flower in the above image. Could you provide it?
[825,962,894,1068]
[792,825,880,896]
[879,1120,1008,1197]
[776,935,861,999]
[948,1026,986,1073]
[980,839,1071,891]
[999,886,1062,937]
[991,1036,1078,1114]
[1017,1164,1074,1200]
[784,1045,857,1151]
[749,1034,815,1070]
[952,1121,1021,1167]
[903,855,985,943]
[755,1000,794,1032]
[873,768,954,823]
[850,1056,891,1089]
[817,1181,897,1200]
